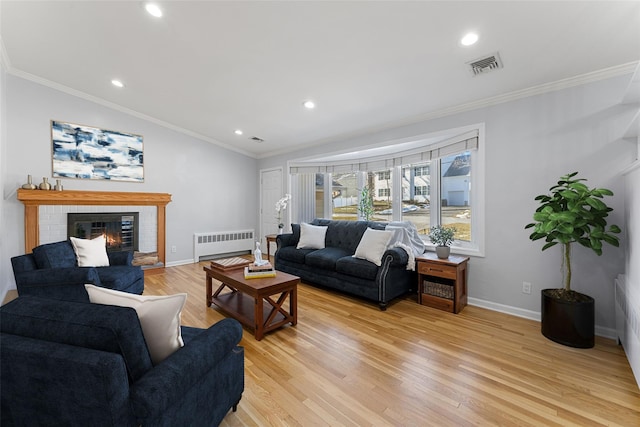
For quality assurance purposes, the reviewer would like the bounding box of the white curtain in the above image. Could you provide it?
[291,173,316,224]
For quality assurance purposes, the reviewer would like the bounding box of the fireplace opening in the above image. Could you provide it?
[67,212,139,253]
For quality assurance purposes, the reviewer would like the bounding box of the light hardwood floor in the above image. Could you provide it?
[145,261,640,426]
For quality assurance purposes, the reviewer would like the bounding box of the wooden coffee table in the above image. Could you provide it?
[204,265,299,340]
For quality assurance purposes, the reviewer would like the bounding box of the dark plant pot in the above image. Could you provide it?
[541,289,594,348]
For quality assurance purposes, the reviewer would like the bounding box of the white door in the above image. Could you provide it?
[260,168,283,256]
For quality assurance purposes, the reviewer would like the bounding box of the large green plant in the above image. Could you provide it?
[525,172,621,292]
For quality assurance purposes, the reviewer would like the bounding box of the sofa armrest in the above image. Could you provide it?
[382,247,409,267]
[130,318,243,418]
[15,268,101,302]
[276,233,297,248]
[107,251,133,266]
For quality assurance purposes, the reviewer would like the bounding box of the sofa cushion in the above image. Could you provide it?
[276,245,315,264]
[306,247,352,270]
[0,296,153,383]
[97,265,144,290]
[70,236,110,267]
[336,256,380,281]
[353,228,394,266]
[32,240,77,269]
[297,223,328,249]
[85,285,187,365]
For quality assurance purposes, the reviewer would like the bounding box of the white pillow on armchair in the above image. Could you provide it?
[70,236,110,267]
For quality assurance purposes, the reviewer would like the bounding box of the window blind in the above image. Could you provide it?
[289,130,478,174]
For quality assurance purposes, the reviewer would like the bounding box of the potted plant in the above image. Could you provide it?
[275,194,291,234]
[428,225,456,259]
[525,172,621,348]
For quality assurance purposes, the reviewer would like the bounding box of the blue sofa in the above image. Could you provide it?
[11,239,144,301]
[275,219,416,310]
[0,296,244,426]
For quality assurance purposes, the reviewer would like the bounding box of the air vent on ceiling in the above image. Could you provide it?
[467,52,503,76]
[250,136,264,143]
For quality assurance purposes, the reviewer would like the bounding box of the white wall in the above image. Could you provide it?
[259,73,636,333]
[1,75,259,300]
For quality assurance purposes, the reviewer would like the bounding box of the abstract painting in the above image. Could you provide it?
[51,120,144,182]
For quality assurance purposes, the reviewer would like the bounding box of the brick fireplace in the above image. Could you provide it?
[67,212,139,253]
[17,189,172,273]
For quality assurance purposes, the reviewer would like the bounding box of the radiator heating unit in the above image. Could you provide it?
[193,229,254,262]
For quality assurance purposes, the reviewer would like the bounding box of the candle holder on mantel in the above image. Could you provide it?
[38,177,51,190]
[21,174,37,190]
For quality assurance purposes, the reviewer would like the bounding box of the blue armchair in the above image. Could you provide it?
[11,240,144,301]
[0,296,244,426]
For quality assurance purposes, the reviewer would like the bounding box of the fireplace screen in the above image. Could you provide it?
[67,212,139,253]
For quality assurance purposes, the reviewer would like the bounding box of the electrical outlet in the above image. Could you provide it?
[522,281,532,294]
[171,245,177,253]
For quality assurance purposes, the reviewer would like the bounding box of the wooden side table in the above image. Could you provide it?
[416,252,469,313]
[265,234,278,259]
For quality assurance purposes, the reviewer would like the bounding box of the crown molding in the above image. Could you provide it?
[258,62,640,159]
[6,68,257,158]
[6,59,638,161]
[397,61,640,125]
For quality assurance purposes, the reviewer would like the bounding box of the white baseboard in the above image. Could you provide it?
[468,297,540,321]
[165,259,195,268]
[468,297,617,340]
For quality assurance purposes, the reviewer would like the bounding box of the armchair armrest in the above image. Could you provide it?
[130,318,243,419]
[10,254,37,274]
[14,267,101,302]
[107,251,133,266]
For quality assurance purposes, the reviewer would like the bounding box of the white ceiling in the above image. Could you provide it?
[1,1,639,158]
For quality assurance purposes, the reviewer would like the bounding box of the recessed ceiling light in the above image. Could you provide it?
[145,3,163,18]
[234,129,243,135]
[461,32,479,46]
[111,79,124,88]
[303,100,315,109]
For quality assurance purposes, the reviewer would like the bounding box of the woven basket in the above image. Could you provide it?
[424,280,453,299]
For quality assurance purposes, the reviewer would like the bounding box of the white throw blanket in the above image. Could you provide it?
[386,222,425,271]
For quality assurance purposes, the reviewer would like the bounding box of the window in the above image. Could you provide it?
[414,166,429,176]
[315,173,325,219]
[331,172,358,220]
[440,152,471,242]
[415,186,429,196]
[377,171,390,180]
[288,125,484,255]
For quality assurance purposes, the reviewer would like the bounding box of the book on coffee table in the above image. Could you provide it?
[247,261,273,272]
[210,257,252,271]
[244,266,276,279]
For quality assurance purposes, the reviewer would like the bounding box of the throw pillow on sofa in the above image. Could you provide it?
[85,284,187,364]
[70,236,110,267]
[297,223,328,249]
[353,228,394,266]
